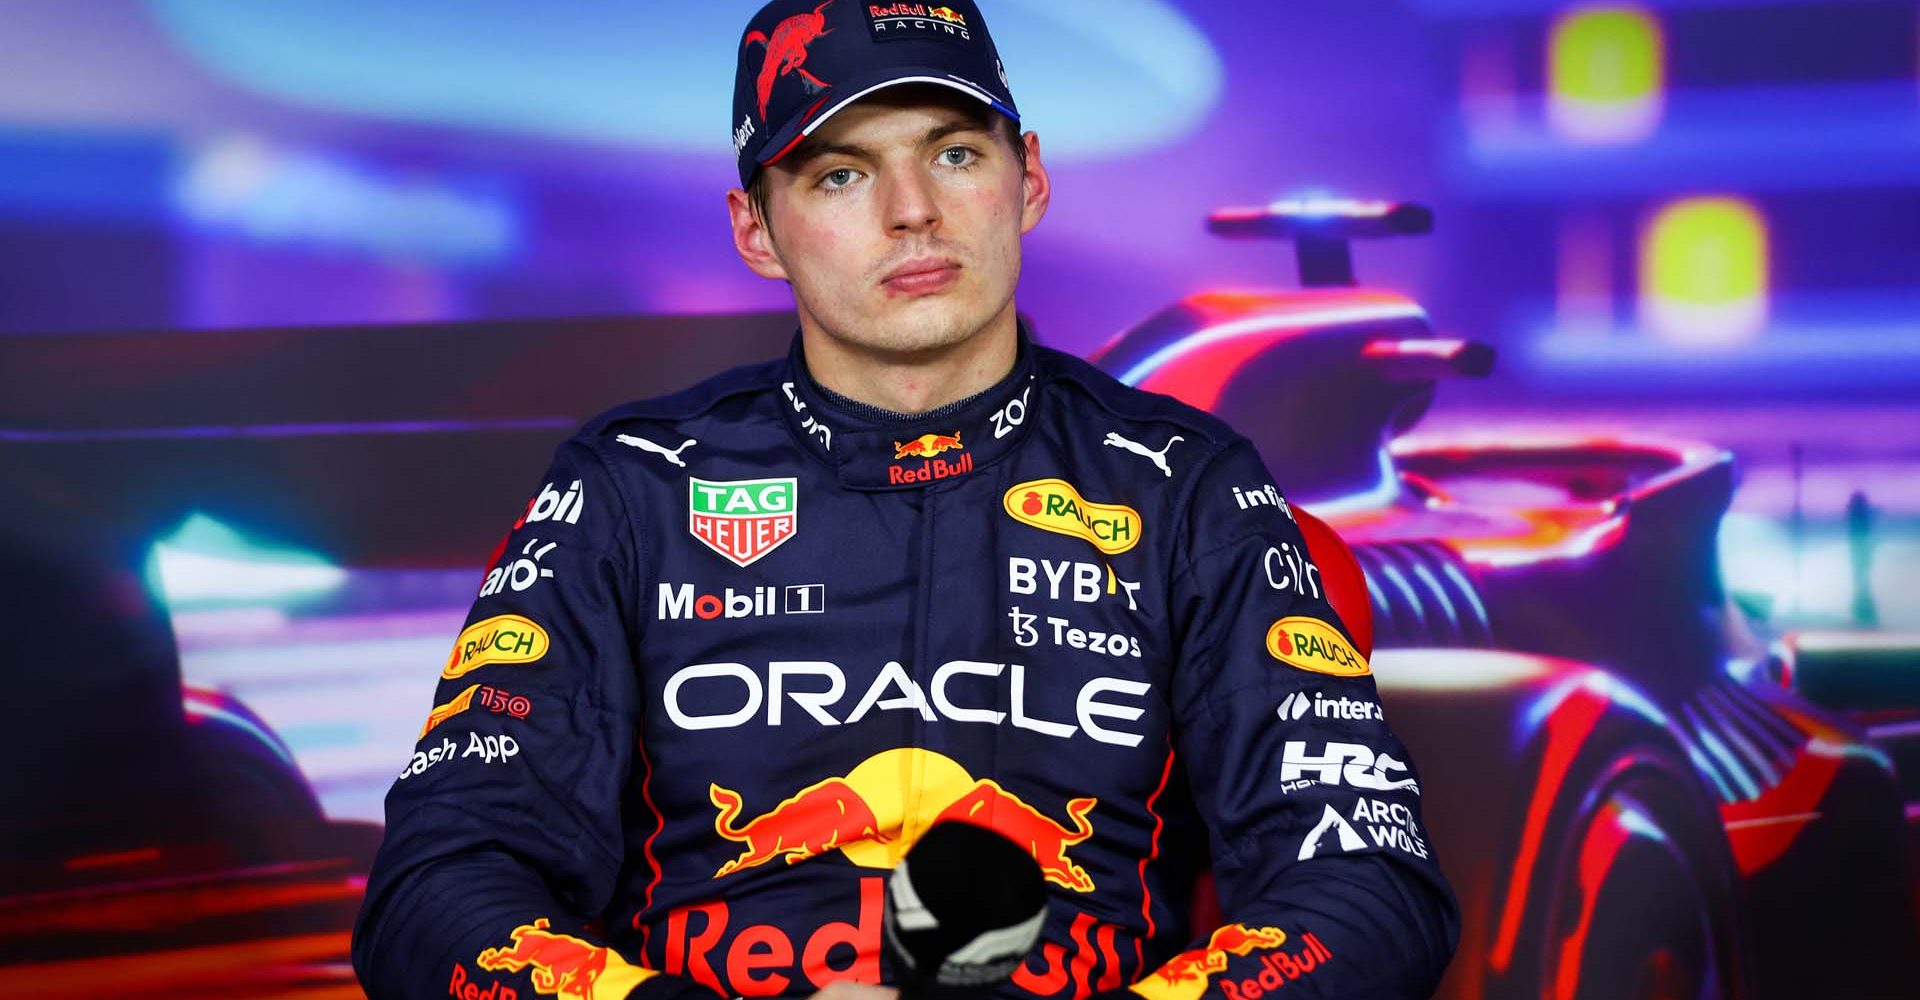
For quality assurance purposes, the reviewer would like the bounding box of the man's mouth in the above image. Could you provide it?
[881,257,961,296]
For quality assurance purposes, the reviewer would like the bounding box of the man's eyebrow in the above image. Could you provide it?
[787,140,873,169]
[788,117,994,169]
[921,117,993,144]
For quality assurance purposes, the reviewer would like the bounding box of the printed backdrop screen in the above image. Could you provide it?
[2,2,1916,997]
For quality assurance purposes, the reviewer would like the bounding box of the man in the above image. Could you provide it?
[352,2,1459,998]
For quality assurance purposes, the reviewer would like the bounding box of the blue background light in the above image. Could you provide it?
[144,0,1223,158]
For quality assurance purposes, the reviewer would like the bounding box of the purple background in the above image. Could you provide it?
[1,1,1916,995]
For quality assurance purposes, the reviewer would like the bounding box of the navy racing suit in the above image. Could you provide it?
[352,328,1459,1000]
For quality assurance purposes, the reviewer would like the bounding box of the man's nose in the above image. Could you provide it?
[882,165,942,234]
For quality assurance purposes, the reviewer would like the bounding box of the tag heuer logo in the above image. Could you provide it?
[689,477,797,567]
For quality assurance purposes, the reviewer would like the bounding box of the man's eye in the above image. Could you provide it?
[940,146,977,167]
[821,168,859,190]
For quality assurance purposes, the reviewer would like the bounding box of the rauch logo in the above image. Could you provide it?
[1265,616,1369,678]
[1002,479,1141,555]
[443,615,550,680]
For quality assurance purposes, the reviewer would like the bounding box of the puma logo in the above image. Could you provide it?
[616,433,697,468]
[1103,431,1183,478]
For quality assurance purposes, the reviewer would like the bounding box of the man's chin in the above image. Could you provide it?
[853,302,982,354]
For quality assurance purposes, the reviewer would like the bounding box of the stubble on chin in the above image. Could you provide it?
[830,306,975,359]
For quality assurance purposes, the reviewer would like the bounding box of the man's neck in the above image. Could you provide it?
[799,306,1020,416]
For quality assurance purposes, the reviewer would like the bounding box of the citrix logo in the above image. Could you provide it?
[1277,690,1384,722]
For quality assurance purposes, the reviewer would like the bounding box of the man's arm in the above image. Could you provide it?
[352,437,699,1000]
[1136,439,1460,1000]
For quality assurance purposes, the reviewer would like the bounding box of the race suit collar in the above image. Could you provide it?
[778,322,1042,491]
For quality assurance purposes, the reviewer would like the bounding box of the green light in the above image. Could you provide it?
[1639,196,1769,346]
[1548,5,1665,142]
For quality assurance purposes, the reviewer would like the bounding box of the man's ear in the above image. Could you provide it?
[727,186,788,281]
[1017,131,1050,235]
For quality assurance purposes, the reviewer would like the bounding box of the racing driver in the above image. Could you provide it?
[353,2,1460,998]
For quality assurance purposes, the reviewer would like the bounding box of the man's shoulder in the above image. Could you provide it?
[1037,344,1245,455]
[568,357,787,447]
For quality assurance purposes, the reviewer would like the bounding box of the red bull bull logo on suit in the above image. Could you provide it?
[1129,924,1332,1000]
[889,431,973,483]
[707,748,1099,892]
[645,748,1127,997]
[472,918,655,1000]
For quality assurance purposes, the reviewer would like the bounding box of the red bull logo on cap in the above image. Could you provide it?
[474,918,655,1000]
[742,1,836,122]
[867,3,974,41]
[708,748,1099,892]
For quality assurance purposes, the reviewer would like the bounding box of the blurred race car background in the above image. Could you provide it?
[2,1,1916,998]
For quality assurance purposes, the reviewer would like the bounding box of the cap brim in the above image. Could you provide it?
[757,68,1018,170]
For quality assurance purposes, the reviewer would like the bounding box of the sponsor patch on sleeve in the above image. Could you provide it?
[1264,616,1369,677]
[444,614,551,679]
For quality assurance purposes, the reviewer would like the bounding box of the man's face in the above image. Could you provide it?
[728,87,1049,358]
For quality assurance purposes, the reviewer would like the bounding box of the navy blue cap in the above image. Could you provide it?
[732,0,1020,187]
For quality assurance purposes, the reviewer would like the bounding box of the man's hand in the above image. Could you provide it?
[809,981,899,1000]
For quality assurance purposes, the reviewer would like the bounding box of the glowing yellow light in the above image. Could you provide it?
[1548,5,1665,143]
[1639,196,1770,347]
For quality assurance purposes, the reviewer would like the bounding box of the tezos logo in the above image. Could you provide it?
[1265,617,1369,677]
[1007,606,1142,658]
[1003,479,1141,555]
[689,477,797,567]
